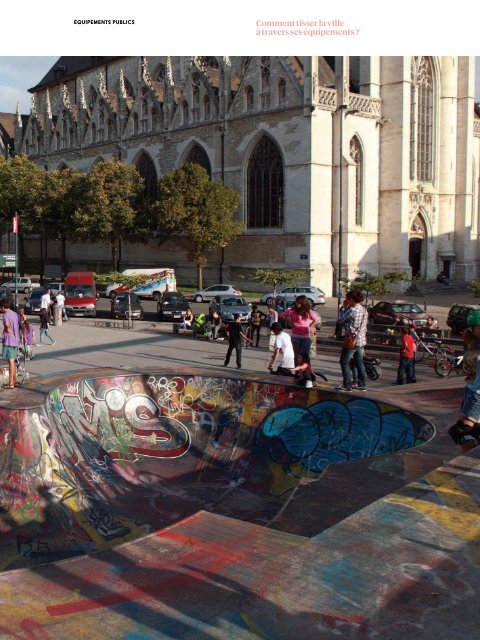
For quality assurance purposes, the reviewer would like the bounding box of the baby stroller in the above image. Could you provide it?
[191,313,213,340]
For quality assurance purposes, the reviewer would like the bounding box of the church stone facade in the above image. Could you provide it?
[15,56,480,293]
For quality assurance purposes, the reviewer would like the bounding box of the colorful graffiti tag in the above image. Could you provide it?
[0,373,433,570]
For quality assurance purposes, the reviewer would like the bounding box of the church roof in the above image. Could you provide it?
[29,57,123,92]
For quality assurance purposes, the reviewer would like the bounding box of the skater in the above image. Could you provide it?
[290,352,317,388]
[448,309,480,452]
[268,322,295,376]
[224,314,251,369]
[393,327,416,385]
[247,304,266,348]
[37,308,56,346]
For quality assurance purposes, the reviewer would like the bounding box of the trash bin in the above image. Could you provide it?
[53,305,63,326]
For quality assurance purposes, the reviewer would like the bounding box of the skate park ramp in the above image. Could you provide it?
[0,371,433,571]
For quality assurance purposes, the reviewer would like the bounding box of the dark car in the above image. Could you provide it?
[446,303,479,335]
[157,292,190,321]
[24,288,44,315]
[368,301,439,328]
[110,292,144,320]
[209,295,251,323]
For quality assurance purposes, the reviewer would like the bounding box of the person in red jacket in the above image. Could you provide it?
[393,326,416,385]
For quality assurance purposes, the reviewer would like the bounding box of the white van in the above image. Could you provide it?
[105,269,177,301]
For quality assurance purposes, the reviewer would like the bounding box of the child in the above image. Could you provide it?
[19,308,35,360]
[38,308,56,346]
[247,304,267,348]
[290,353,317,388]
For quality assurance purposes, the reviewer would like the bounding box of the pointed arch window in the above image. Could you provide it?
[154,64,166,83]
[185,144,211,177]
[278,78,286,105]
[350,136,364,226]
[182,101,189,125]
[247,136,284,229]
[260,57,271,109]
[192,73,201,123]
[136,152,158,202]
[133,112,139,135]
[410,57,434,182]
[204,95,211,120]
[91,123,97,144]
[246,86,254,112]
[151,107,158,131]
[87,86,98,110]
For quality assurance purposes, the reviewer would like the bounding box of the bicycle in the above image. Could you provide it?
[434,350,467,378]
[15,346,29,385]
[414,337,449,362]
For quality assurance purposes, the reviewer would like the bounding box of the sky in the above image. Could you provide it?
[0,56,479,114]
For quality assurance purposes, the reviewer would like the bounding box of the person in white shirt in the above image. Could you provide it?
[268,322,295,376]
[40,289,53,321]
[55,291,68,321]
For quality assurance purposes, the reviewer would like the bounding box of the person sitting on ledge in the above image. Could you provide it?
[436,271,450,285]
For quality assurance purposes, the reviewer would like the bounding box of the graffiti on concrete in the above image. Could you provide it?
[0,373,432,570]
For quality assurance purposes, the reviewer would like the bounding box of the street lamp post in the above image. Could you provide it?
[337,104,358,311]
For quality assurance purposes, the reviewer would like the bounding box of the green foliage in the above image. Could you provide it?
[70,161,144,271]
[0,155,44,227]
[247,266,312,292]
[344,270,409,305]
[471,278,480,297]
[94,272,152,288]
[154,163,241,288]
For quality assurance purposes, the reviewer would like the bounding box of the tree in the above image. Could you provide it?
[154,163,241,289]
[247,265,313,302]
[344,270,409,306]
[0,155,44,274]
[72,160,144,271]
[94,271,153,289]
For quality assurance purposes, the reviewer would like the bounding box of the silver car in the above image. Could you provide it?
[209,295,251,323]
[192,284,242,303]
[260,286,326,306]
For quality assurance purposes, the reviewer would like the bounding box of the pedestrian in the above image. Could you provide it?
[393,327,416,384]
[280,295,318,362]
[55,290,68,321]
[266,302,278,350]
[408,324,419,382]
[290,352,317,388]
[336,289,368,392]
[37,308,56,346]
[448,310,480,452]
[268,321,295,376]
[0,299,21,389]
[247,304,267,348]
[224,314,251,369]
[18,307,35,360]
[181,308,194,330]
[210,310,224,340]
[40,288,53,322]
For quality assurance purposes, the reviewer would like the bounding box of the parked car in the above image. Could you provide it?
[157,292,191,321]
[260,286,326,306]
[110,292,144,320]
[192,284,242,303]
[446,303,479,335]
[209,295,251,323]
[1,277,40,294]
[24,288,44,315]
[0,287,12,303]
[49,281,65,296]
[275,297,321,330]
[368,301,438,328]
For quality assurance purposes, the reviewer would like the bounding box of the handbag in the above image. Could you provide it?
[343,334,358,349]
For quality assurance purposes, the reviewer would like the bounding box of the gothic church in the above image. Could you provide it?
[15,56,480,292]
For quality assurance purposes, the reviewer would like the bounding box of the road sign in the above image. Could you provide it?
[0,255,16,268]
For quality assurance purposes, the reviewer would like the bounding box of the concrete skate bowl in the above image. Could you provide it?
[0,372,434,572]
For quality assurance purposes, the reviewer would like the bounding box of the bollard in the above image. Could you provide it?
[53,305,63,327]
